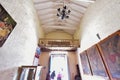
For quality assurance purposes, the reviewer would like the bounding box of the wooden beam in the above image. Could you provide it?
[71,0,88,8]
[42,25,77,30]
[70,7,84,15]
[34,0,50,4]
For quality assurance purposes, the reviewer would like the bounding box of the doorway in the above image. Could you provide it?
[50,51,69,80]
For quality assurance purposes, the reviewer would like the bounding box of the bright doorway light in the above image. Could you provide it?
[49,51,69,80]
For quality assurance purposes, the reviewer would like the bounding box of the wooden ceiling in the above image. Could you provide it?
[33,0,95,35]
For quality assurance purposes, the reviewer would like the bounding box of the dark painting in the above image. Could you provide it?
[87,45,108,77]
[0,4,16,47]
[99,34,120,80]
[80,51,91,75]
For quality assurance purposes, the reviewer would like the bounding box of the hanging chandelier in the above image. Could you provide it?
[57,5,71,20]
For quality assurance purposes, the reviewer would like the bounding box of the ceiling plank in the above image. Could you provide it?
[37,9,57,15]
[35,2,63,10]
[40,18,55,24]
[39,14,55,20]
[42,25,77,30]
[71,0,88,8]
[65,22,79,27]
[70,3,86,13]
[70,13,82,19]
[70,7,84,15]
[34,0,50,4]
[71,0,95,3]
[35,4,53,10]
[36,7,52,11]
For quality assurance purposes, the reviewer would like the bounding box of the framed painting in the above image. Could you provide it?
[80,51,91,75]
[99,33,120,80]
[19,66,37,80]
[87,45,108,78]
[0,4,17,47]
[16,66,43,80]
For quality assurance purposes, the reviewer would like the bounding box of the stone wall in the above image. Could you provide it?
[0,0,44,80]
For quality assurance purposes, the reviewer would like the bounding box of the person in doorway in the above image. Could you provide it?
[57,72,62,80]
[51,71,56,80]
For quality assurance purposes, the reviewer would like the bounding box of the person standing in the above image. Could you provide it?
[51,71,56,80]
[57,72,62,80]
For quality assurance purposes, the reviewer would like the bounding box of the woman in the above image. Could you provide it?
[57,72,62,80]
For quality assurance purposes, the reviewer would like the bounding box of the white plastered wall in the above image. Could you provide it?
[80,0,120,52]
[0,0,44,80]
[75,0,120,80]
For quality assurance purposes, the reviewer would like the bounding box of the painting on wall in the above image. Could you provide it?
[0,4,17,47]
[19,66,37,80]
[87,45,108,78]
[80,51,91,75]
[99,33,120,80]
